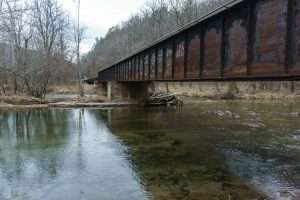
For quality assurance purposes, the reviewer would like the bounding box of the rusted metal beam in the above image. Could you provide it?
[142,53,145,79]
[162,43,166,79]
[221,12,227,77]
[199,27,204,77]
[172,37,176,79]
[85,0,300,84]
[138,55,140,80]
[148,49,151,80]
[246,0,255,76]
[285,0,293,72]
[184,32,188,78]
[155,46,158,79]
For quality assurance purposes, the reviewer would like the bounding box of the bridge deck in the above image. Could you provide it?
[86,0,300,83]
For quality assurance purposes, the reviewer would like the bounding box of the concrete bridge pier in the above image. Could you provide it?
[93,82,108,97]
[116,82,154,101]
[96,81,154,101]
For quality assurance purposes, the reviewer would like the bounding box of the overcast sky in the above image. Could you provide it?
[60,0,147,54]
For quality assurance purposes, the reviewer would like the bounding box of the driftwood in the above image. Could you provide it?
[146,92,183,107]
[146,92,177,104]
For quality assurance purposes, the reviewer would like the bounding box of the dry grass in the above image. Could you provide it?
[47,85,100,95]
[47,86,78,94]
[75,95,107,103]
[156,82,300,100]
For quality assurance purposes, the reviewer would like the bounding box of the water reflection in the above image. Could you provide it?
[0,108,149,200]
[1,101,300,200]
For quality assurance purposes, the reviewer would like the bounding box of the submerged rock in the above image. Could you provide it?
[206,110,238,118]
[290,112,300,117]
[145,132,165,140]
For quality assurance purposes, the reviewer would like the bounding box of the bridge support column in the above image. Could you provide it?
[116,82,154,101]
[95,81,154,101]
[94,82,108,97]
[107,81,112,101]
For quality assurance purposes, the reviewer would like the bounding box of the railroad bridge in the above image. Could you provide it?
[86,0,300,100]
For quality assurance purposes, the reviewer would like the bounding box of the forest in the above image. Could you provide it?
[0,0,83,98]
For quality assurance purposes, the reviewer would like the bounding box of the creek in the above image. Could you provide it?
[0,100,299,199]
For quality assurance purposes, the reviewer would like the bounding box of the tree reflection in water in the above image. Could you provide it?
[0,108,149,200]
[0,109,72,199]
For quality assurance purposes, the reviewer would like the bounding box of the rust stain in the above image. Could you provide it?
[187,29,201,79]
[150,50,156,79]
[139,54,144,80]
[135,56,139,80]
[251,0,287,75]
[203,20,222,77]
[224,6,248,77]
[174,35,185,79]
[157,47,164,79]
[291,0,300,70]
[165,41,173,79]
[144,54,149,80]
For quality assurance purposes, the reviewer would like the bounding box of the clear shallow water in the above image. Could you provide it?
[0,109,149,200]
[0,100,300,200]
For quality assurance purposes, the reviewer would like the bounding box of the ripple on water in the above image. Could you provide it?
[242,122,267,129]
[222,149,300,200]
[270,112,300,118]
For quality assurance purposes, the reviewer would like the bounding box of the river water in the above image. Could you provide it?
[0,100,299,200]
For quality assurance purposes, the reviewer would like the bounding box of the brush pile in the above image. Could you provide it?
[146,92,180,106]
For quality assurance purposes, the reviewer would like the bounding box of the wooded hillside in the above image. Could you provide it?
[82,0,232,76]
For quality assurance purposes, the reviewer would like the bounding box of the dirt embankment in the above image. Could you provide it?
[47,85,98,95]
[0,96,47,107]
[156,82,300,100]
[0,95,109,108]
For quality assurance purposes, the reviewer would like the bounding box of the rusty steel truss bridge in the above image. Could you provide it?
[86,0,300,84]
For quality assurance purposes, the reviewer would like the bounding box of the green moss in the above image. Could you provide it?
[116,130,264,199]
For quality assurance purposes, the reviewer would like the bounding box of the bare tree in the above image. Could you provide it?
[25,0,69,98]
[72,0,86,97]
[0,0,28,94]
[167,0,185,27]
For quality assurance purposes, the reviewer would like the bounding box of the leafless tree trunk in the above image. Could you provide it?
[0,0,28,94]
[0,83,6,95]
[251,82,256,90]
[165,82,169,93]
[168,0,185,27]
[198,82,202,91]
[28,0,69,98]
[215,82,221,93]
[290,81,295,93]
[72,0,86,97]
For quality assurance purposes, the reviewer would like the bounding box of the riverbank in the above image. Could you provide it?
[1,81,300,108]
[156,82,300,100]
[0,95,137,108]
[1,92,300,109]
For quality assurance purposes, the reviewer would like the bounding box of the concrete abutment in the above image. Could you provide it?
[95,81,154,101]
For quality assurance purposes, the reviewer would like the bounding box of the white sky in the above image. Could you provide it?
[60,0,147,54]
